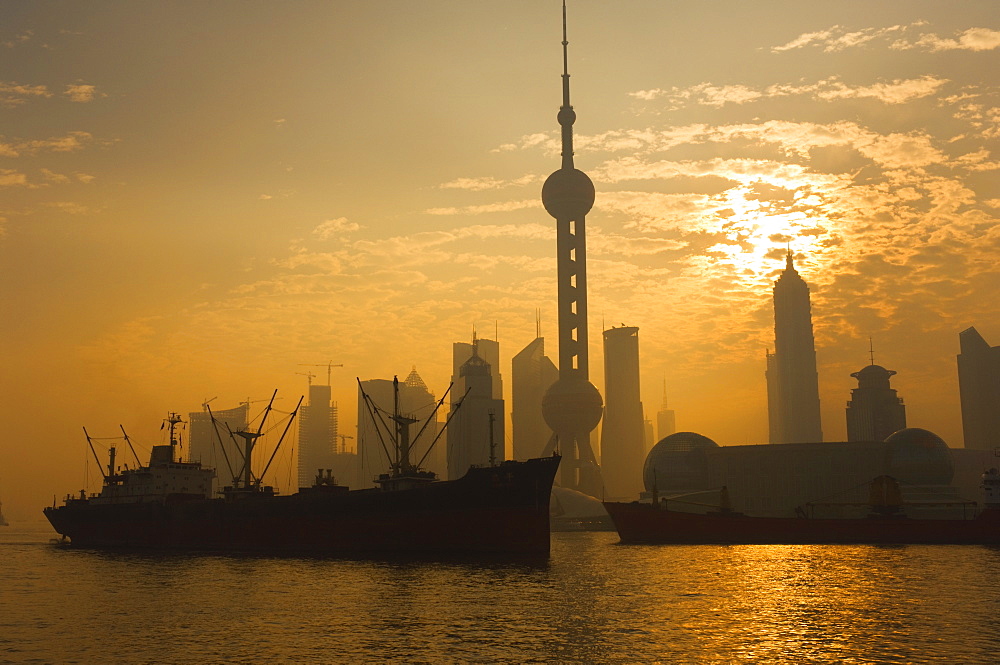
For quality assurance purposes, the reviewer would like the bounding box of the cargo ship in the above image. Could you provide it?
[604,470,1000,545]
[44,380,560,555]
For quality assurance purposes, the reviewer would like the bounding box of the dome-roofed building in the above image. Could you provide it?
[627,428,969,520]
[642,432,719,494]
[884,427,953,486]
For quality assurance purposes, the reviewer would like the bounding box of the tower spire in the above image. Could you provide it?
[558,0,576,170]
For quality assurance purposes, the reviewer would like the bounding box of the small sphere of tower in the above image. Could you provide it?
[557,106,576,126]
[542,167,595,220]
[541,376,603,435]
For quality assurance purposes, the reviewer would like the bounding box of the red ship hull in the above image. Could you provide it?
[45,456,560,556]
[603,501,1000,545]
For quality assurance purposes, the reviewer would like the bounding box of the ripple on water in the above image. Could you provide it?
[1,527,999,663]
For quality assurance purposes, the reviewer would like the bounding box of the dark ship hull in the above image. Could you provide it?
[45,456,560,555]
[603,501,1000,545]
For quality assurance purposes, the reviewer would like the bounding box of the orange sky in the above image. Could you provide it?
[2,1,999,520]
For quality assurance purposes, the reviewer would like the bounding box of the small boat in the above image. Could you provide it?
[45,381,560,555]
[604,469,1000,545]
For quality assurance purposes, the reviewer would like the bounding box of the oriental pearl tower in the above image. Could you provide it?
[539,1,604,498]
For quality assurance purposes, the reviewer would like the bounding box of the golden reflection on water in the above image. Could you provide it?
[2,526,999,664]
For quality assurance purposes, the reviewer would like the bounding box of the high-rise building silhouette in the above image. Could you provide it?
[600,326,645,499]
[846,364,906,442]
[656,380,676,441]
[448,339,505,479]
[452,337,502,400]
[957,326,1000,450]
[297,383,338,488]
[538,3,604,497]
[188,403,249,487]
[766,251,823,443]
[357,369,442,487]
[511,336,558,461]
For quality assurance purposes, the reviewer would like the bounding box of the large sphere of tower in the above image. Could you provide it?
[542,168,595,220]
[541,376,603,435]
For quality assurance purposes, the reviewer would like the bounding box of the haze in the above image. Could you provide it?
[2,1,998,519]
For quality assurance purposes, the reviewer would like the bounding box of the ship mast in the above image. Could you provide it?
[391,376,418,476]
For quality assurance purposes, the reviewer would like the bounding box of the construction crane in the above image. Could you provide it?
[337,434,355,454]
[295,371,316,387]
[297,361,343,385]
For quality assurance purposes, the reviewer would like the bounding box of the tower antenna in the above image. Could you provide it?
[868,336,875,366]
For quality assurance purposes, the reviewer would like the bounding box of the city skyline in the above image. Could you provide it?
[2,1,999,517]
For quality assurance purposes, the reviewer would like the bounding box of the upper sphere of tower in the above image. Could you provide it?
[542,167,595,220]
[541,376,603,434]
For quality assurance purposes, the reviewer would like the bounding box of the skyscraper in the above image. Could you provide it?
[448,340,505,479]
[600,326,645,499]
[511,336,558,461]
[766,251,823,443]
[538,3,604,497]
[656,380,676,442]
[957,326,1000,450]
[297,383,338,488]
[357,368,442,487]
[188,403,249,488]
[453,337,502,400]
[846,364,906,442]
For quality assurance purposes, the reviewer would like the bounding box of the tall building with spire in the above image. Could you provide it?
[600,326,645,500]
[656,380,676,442]
[448,340,505,479]
[511,335,558,461]
[766,251,823,444]
[957,326,1000,450]
[846,364,906,442]
[539,2,604,497]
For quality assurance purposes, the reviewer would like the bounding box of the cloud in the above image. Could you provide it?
[773,23,1000,54]
[425,199,537,216]
[0,169,28,187]
[896,27,1000,52]
[64,84,98,102]
[439,174,539,191]
[630,76,947,108]
[2,30,33,49]
[2,131,95,157]
[44,201,92,214]
[312,217,361,239]
[40,168,70,183]
[0,81,51,107]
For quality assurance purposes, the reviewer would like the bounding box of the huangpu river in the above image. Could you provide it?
[2,523,998,664]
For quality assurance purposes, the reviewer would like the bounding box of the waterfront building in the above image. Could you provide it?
[511,336,558,461]
[188,403,249,488]
[448,341,505,479]
[297,383,338,489]
[357,368,442,487]
[656,380,676,441]
[643,429,971,519]
[845,364,906,442]
[957,326,1000,450]
[600,326,646,500]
